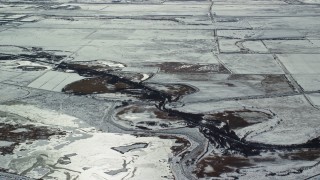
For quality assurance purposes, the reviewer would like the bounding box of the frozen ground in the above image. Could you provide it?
[1,0,320,179]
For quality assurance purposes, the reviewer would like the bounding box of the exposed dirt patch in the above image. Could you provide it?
[146,83,197,98]
[152,62,230,74]
[62,77,135,95]
[112,72,148,82]
[16,65,47,71]
[61,63,106,72]
[117,105,183,122]
[228,74,294,94]
[0,123,66,155]
[228,74,264,81]
[194,155,253,178]
[116,105,186,130]
[117,105,145,115]
[159,135,191,156]
[205,109,273,129]
[154,110,183,121]
[60,60,125,73]
[194,149,320,178]
[58,62,172,101]
[261,75,295,94]
[280,149,320,161]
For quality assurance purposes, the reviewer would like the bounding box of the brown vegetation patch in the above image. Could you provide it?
[228,74,294,94]
[63,77,134,95]
[194,155,253,178]
[17,65,47,71]
[0,123,65,155]
[261,75,294,94]
[67,61,124,70]
[205,109,273,129]
[158,135,191,155]
[117,105,183,122]
[147,83,197,98]
[280,149,320,161]
[153,62,230,74]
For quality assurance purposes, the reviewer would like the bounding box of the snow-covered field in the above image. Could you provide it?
[1,0,320,179]
[0,104,175,179]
